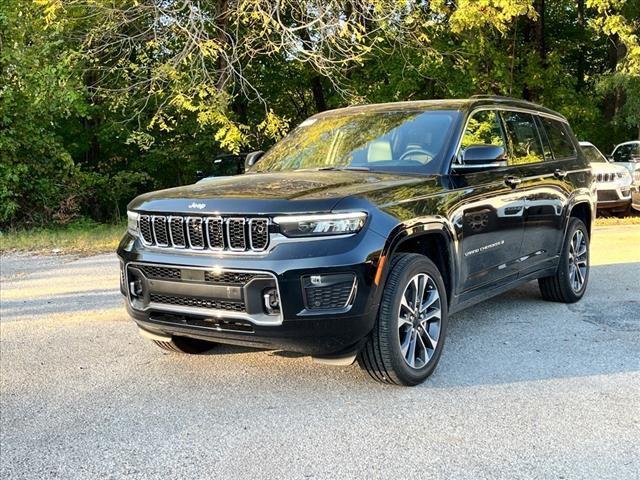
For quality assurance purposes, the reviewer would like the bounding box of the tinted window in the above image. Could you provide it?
[612,143,640,162]
[253,110,459,174]
[501,111,545,165]
[460,110,505,150]
[534,116,554,161]
[540,118,576,159]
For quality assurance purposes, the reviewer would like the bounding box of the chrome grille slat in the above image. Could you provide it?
[186,217,205,249]
[139,214,269,253]
[205,217,225,250]
[169,216,186,248]
[227,218,247,251]
[152,216,169,247]
[139,215,154,245]
[249,218,269,251]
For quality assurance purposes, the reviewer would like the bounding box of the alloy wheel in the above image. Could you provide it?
[398,273,442,369]
[568,229,588,292]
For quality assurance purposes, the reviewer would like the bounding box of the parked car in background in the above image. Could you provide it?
[580,141,632,215]
[195,153,246,183]
[611,141,640,176]
[632,189,640,213]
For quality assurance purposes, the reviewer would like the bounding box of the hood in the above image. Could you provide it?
[590,162,629,175]
[129,170,428,215]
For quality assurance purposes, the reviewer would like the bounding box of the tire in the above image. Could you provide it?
[358,253,448,386]
[538,217,590,303]
[152,336,215,354]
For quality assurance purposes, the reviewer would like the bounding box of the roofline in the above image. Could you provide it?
[312,96,567,121]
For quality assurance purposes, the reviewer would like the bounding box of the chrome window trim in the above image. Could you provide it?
[452,105,570,168]
[248,218,270,251]
[185,217,206,250]
[204,216,225,251]
[125,261,283,326]
[226,217,247,251]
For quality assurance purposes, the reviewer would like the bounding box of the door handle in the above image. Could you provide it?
[504,176,522,188]
[554,169,568,179]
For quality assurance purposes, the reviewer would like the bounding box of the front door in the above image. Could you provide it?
[450,110,526,293]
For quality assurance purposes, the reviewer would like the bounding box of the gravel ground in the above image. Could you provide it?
[1,226,639,479]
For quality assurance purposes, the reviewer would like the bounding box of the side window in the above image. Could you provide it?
[501,111,545,165]
[540,117,576,160]
[534,116,554,161]
[460,110,506,151]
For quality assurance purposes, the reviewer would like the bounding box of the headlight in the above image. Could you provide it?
[616,170,632,186]
[634,170,640,185]
[127,211,140,237]
[274,212,367,237]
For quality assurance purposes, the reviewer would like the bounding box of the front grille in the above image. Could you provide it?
[137,265,181,280]
[135,264,262,285]
[227,218,246,250]
[186,217,205,249]
[596,173,614,182]
[204,271,261,284]
[150,294,245,312]
[138,214,269,253]
[597,190,619,202]
[169,217,186,247]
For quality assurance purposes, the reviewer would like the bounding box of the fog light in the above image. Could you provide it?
[129,280,143,297]
[263,288,280,315]
[302,273,356,311]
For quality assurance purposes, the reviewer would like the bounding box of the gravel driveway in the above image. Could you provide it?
[1,226,639,479]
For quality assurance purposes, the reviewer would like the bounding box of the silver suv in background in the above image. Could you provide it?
[580,142,632,214]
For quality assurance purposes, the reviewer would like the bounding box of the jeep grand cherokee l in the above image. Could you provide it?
[118,96,595,386]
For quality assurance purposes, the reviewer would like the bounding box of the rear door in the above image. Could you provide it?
[505,112,582,275]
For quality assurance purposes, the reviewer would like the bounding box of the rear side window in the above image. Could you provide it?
[540,117,576,160]
[501,111,545,165]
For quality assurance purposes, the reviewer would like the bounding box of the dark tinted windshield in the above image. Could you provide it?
[581,145,607,163]
[253,110,460,174]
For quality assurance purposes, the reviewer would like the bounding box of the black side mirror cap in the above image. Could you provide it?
[195,170,205,179]
[245,151,264,170]
[461,145,506,164]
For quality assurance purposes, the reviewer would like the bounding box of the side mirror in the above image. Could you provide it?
[454,145,507,171]
[195,170,205,180]
[245,151,264,170]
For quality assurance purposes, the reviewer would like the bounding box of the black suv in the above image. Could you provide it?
[118,96,594,385]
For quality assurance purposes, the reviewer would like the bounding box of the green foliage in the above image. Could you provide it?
[0,0,638,228]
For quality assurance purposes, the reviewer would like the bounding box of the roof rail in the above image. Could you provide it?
[470,94,523,101]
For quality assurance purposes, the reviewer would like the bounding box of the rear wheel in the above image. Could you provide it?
[538,217,590,303]
[358,253,448,386]
[152,336,215,354]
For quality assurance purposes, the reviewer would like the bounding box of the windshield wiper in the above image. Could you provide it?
[316,166,370,172]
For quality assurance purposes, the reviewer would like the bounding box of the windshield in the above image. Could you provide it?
[612,143,640,163]
[581,145,607,163]
[253,110,459,174]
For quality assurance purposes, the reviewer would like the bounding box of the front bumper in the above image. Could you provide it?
[596,185,631,210]
[117,231,386,356]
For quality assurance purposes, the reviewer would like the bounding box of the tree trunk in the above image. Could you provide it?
[311,76,327,112]
[576,0,586,91]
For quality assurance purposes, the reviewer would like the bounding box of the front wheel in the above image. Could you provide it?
[358,254,448,386]
[538,217,590,303]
